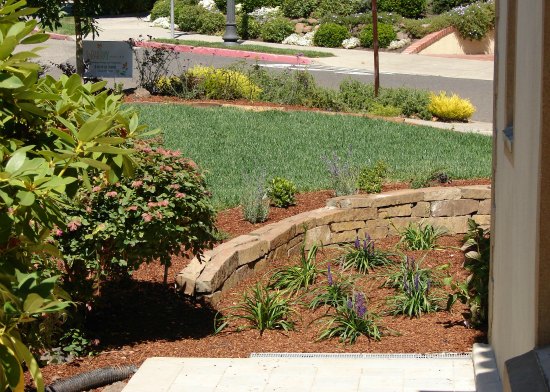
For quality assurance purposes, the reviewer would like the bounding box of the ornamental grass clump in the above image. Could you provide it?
[428,91,476,122]
[317,292,381,344]
[269,243,321,295]
[215,283,296,335]
[387,256,444,318]
[308,264,355,309]
[341,234,393,273]
[396,221,447,250]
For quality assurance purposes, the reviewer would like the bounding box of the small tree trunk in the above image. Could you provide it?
[372,0,380,97]
[74,2,85,76]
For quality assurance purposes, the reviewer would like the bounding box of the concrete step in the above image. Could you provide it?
[122,355,476,392]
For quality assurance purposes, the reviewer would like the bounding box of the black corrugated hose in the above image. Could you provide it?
[45,365,138,392]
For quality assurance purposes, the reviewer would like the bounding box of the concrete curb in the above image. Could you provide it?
[403,27,455,54]
[45,32,74,41]
[472,343,503,391]
[135,40,312,65]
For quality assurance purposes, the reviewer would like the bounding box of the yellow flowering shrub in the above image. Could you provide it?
[428,91,476,122]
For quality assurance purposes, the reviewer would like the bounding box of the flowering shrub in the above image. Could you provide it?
[342,37,361,49]
[387,37,411,50]
[56,142,217,299]
[431,0,475,14]
[448,1,494,40]
[428,91,476,122]
[322,150,357,196]
[340,234,393,273]
[282,32,315,46]
[249,6,282,22]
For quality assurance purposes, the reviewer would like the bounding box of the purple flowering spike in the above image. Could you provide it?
[327,263,333,286]
[355,292,367,318]
[363,239,368,251]
[347,298,353,309]
[354,237,360,249]
[403,277,410,294]
[414,273,420,292]
[426,279,431,293]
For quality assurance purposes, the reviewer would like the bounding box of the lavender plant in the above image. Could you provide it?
[322,150,357,196]
[317,292,381,344]
[308,263,355,309]
[241,174,270,223]
[341,234,393,273]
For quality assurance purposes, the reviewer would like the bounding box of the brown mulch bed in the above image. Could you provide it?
[33,179,492,389]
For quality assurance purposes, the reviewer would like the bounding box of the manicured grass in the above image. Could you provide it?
[47,17,75,36]
[152,38,334,58]
[132,104,492,209]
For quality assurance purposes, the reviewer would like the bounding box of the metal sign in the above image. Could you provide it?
[83,40,132,78]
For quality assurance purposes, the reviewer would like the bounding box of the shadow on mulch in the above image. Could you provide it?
[85,279,217,349]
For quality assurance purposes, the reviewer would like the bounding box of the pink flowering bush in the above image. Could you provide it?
[55,141,217,301]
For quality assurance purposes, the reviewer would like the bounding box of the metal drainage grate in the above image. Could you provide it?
[250,352,472,360]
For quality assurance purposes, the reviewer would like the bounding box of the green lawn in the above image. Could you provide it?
[153,38,334,58]
[132,104,492,209]
[47,17,75,35]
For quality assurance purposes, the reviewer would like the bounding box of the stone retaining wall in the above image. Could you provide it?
[176,185,491,306]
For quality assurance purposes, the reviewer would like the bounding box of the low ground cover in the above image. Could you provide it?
[132,104,492,208]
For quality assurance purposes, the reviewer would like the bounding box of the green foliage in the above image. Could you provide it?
[396,221,447,250]
[356,161,388,194]
[150,0,197,19]
[282,0,317,18]
[186,66,263,100]
[213,0,226,12]
[308,264,355,309]
[377,0,401,13]
[398,0,426,18]
[317,292,381,344]
[260,17,294,43]
[267,177,297,208]
[402,14,452,38]
[378,87,431,119]
[410,170,451,189]
[59,328,95,357]
[313,0,368,18]
[387,256,442,317]
[313,23,350,48]
[430,0,475,14]
[215,284,296,334]
[269,243,321,295]
[428,91,476,122]
[447,219,490,327]
[197,11,226,34]
[237,14,262,39]
[97,0,157,15]
[359,23,397,48]
[368,103,402,117]
[241,177,270,223]
[56,142,217,297]
[175,4,207,31]
[322,150,357,197]
[341,235,393,273]
[448,1,495,40]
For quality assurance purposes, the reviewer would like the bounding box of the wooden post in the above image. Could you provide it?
[372,0,380,97]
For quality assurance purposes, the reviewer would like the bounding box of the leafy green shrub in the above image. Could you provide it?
[431,0,475,14]
[187,65,262,100]
[260,17,294,43]
[313,23,350,48]
[447,219,490,327]
[151,0,197,19]
[175,4,206,32]
[313,0,367,18]
[309,264,355,309]
[197,10,226,34]
[57,142,217,294]
[377,0,401,13]
[359,23,397,48]
[396,221,447,250]
[282,0,318,18]
[318,292,381,344]
[387,256,442,318]
[215,283,296,334]
[356,161,388,193]
[341,235,393,273]
[398,0,426,18]
[99,0,156,15]
[267,177,297,208]
[214,0,227,12]
[448,1,495,40]
[269,243,321,295]
[241,180,270,223]
[237,14,261,39]
[377,86,431,119]
[410,170,451,189]
[338,79,375,112]
[428,91,476,122]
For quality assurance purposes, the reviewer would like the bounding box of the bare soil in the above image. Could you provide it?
[36,181,490,390]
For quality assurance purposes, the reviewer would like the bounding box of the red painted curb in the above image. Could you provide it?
[135,41,312,65]
[46,32,74,41]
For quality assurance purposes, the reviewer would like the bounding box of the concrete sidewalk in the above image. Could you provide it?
[75,16,493,81]
[122,356,476,392]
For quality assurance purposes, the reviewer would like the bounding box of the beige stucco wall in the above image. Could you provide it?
[420,29,494,55]
[491,0,544,380]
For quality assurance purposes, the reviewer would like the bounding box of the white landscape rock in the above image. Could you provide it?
[282,32,315,46]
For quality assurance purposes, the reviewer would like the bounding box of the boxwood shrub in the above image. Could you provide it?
[377,0,425,18]
[197,11,225,34]
[260,17,295,43]
[359,23,397,48]
[175,4,207,31]
[313,23,350,48]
